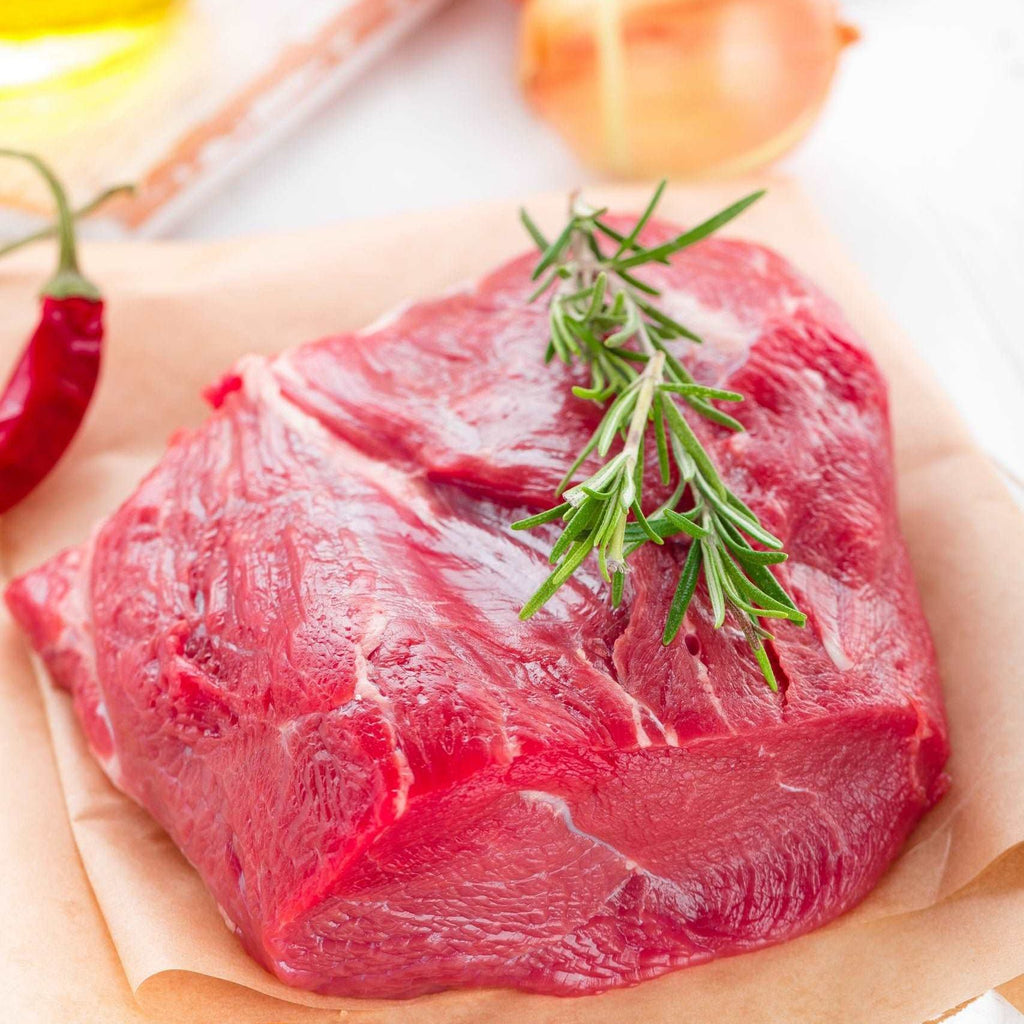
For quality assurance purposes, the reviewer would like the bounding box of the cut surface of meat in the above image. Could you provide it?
[5,220,949,998]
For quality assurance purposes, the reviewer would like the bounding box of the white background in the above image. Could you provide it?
[172,0,1024,488]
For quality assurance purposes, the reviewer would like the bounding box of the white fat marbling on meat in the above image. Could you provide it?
[351,609,390,704]
[574,646,675,749]
[681,613,741,736]
[517,791,639,872]
[661,291,755,355]
[697,657,738,735]
[254,356,443,530]
[390,746,414,818]
[344,608,414,819]
[628,700,653,749]
[788,563,857,672]
[781,293,811,317]
[352,646,383,704]
[802,367,827,391]
[822,632,854,672]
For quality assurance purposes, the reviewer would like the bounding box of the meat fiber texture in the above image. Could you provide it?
[5,220,949,999]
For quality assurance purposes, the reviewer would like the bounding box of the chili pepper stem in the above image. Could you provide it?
[0,183,134,261]
[0,149,100,302]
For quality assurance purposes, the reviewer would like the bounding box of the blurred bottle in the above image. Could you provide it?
[0,0,178,94]
[519,0,857,179]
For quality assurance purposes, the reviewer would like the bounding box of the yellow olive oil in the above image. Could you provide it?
[0,0,178,94]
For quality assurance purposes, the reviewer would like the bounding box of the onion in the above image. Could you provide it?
[519,0,857,178]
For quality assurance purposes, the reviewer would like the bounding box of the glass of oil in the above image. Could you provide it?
[0,0,180,95]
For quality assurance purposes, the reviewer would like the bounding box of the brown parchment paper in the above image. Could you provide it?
[1,180,1023,1024]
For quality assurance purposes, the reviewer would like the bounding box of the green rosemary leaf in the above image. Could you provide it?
[612,348,651,364]
[520,538,595,619]
[595,218,672,264]
[635,298,704,343]
[624,506,695,544]
[593,219,627,243]
[653,393,671,485]
[649,341,745,430]
[750,635,780,693]
[561,282,597,304]
[724,539,788,568]
[615,267,662,296]
[701,538,728,628]
[585,232,606,264]
[532,221,575,280]
[596,389,639,456]
[661,398,727,498]
[717,518,788,565]
[617,190,766,270]
[663,541,703,644]
[573,383,616,402]
[662,508,709,539]
[605,302,642,348]
[584,272,608,321]
[520,207,550,251]
[511,502,571,530]
[719,553,801,619]
[726,490,764,523]
[607,507,628,572]
[659,383,744,402]
[564,316,606,362]
[613,179,667,258]
[594,479,627,544]
[595,492,626,582]
[632,433,645,502]
[549,306,575,363]
[528,269,561,303]
[744,561,805,621]
[549,498,599,563]
[612,570,625,607]
[630,500,664,545]
[684,396,745,433]
[515,184,804,690]
[697,481,783,548]
[573,451,628,497]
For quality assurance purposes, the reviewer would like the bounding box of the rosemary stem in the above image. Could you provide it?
[623,350,664,477]
[649,479,688,521]
[613,350,664,566]
[0,183,134,259]
[631,304,659,358]
[515,184,804,689]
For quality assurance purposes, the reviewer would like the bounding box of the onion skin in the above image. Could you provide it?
[519,0,858,179]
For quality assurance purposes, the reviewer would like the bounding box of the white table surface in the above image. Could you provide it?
[171,0,1024,490]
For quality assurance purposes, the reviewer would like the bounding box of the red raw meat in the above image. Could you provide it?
[6,220,949,998]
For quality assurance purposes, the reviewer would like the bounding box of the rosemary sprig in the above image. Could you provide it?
[512,182,806,691]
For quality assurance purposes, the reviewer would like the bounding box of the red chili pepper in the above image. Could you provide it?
[0,150,103,514]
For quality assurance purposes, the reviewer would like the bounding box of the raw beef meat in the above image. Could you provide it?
[6,220,949,998]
